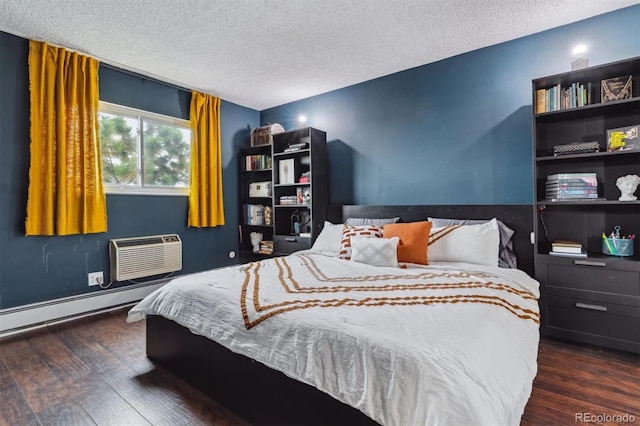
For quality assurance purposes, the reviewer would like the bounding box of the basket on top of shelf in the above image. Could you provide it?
[251,123,285,147]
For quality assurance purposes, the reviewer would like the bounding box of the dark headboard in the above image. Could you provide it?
[327,204,535,277]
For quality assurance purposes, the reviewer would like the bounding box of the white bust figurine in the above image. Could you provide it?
[616,174,640,201]
[249,232,263,252]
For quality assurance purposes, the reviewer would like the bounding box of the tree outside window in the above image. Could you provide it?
[99,102,191,195]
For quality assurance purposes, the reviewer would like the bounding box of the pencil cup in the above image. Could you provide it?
[602,238,633,256]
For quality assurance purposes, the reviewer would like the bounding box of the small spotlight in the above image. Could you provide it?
[572,44,587,57]
[571,44,588,70]
[298,115,307,127]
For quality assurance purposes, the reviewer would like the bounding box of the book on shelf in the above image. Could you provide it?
[547,173,596,180]
[606,124,640,152]
[536,89,546,114]
[257,240,273,254]
[549,250,588,257]
[279,195,299,205]
[244,204,265,225]
[545,187,598,194]
[551,240,582,253]
[284,142,308,152]
[545,192,598,199]
[546,197,605,202]
[546,174,597,189]
[552,239,582,247]
[545,180,597,188]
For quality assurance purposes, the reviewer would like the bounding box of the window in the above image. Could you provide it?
[99,102,191,195]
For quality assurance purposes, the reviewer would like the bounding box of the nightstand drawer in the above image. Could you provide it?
[544,295,640,343]
[273,235,311,255]
[543,262,640,297]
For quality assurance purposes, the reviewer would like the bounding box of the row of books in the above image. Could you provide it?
[279,195,308,205]
[245,155,271,171]
[549,240,586,257]
[244,204,265,225]
[545,173,599,202]
[536,82,593,113]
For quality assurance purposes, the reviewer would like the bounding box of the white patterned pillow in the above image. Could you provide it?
[339,225,384,260]
[350,236,399,267]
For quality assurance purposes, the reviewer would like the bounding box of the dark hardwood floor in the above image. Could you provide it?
[1,306,638,426]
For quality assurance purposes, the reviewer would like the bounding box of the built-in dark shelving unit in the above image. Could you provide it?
[533,56,640,354]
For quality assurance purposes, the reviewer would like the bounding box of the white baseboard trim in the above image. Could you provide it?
[0,280,168,336]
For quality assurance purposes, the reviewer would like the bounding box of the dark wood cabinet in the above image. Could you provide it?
[533,57,640,353]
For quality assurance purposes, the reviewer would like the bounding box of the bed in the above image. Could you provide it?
[127,204,539,425]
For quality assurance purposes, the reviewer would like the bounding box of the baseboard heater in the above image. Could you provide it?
[0,280,167,335]
[110,234,182,281]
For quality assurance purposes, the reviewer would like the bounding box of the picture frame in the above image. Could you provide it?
[278,158,295,184]
[601,75,632,103]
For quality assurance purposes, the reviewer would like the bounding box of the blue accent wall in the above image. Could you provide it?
[2,6,639,310]
[261,6,640,206]
[0,31,259,309]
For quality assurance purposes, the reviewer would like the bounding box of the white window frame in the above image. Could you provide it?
[99,101,191,196]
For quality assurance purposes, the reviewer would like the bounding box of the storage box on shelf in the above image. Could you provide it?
[533,56,640,354]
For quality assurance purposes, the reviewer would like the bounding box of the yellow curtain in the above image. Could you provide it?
[188,91,225,227]
[25,41,106,236]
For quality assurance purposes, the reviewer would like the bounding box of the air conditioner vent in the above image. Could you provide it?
[109,234,182,281]
[115,236,165,247]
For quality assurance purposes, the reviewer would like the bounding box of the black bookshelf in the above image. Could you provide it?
[532,57,640,354]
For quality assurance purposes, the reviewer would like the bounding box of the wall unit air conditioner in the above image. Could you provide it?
[109,234,182,281]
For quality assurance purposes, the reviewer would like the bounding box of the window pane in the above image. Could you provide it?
[99,112,139,186]
[142,120,191,187]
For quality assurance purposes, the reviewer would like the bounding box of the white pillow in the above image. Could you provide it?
[427,218,500,267]
[309,222,344,257]
[350,236,399,267]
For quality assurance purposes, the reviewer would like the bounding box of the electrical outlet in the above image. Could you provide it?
[88,271,103,286]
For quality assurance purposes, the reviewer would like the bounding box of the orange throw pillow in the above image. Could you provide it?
[383,221,433,265]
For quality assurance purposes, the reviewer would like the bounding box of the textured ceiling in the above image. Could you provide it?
[0,1,638,110]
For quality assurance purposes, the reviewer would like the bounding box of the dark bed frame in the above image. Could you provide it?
[146,204,534,425]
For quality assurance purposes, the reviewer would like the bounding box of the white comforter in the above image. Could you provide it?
[128,253,540,426]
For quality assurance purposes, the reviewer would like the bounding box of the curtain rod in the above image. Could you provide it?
[99,62,192,94]
[27,35,200,95]
[22,35,221,97]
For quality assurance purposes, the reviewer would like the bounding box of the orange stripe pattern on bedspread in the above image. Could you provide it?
[240,254,539,330]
